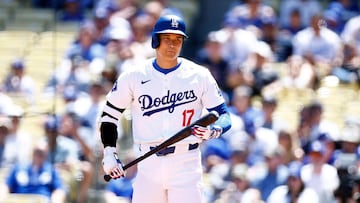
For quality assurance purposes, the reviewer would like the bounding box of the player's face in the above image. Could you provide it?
[157,33,183,60]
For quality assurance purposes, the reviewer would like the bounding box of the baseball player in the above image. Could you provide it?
[99,14,232,203]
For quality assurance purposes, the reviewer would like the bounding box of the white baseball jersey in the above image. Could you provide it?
[106,57,225,144]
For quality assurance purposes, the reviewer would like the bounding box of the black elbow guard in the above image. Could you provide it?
[100,122,118,147]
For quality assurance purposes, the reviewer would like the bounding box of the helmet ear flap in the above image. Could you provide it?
[151,34,160,49]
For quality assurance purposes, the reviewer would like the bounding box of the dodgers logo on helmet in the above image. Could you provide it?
[171,18,179,28]
[151,14,188,48]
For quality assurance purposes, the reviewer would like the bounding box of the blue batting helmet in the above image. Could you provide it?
[151,14,188,49]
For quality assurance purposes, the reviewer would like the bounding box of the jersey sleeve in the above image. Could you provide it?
[106,71,134,110]
[200,67,226,109]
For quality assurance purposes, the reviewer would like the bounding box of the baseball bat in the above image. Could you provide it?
[104,111,219,181]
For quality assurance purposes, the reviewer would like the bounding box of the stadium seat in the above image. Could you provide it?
[344,101,360,118]
[0,30,38,59]
[51,22,80,33]
[276,87,315,104]
[0,167,10,184]
[13,8,54,22]
[37,31,76,52]
[0,1,17,20]
[0,7,11,30]
[316,86,357,104]
[2,194,48,203]
[11,8,55,32]
[4,20,47,33]
[0,30,39,47]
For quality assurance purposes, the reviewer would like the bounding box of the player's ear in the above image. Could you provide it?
[151,34,160,49]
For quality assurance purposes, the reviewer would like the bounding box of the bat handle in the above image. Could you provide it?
[104,174,112,181]
[103,111,219,182]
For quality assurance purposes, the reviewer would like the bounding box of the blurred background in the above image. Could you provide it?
[0,0,360,203]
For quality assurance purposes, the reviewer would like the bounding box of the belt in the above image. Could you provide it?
[149,143,199,156]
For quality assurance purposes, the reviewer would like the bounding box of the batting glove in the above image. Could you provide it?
[102,147,125,179]
[192,125,223,140]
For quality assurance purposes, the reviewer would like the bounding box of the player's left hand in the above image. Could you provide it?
[192,125,222,140]
[102,147,125,179]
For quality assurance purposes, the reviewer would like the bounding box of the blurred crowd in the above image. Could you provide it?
[1,0,360,202]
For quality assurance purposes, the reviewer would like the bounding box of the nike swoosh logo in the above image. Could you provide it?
[141,79,151,84]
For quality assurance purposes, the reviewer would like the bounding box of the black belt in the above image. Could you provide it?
[150,143,199,156]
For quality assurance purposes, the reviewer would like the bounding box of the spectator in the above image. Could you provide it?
[203,154,230,202]
[317,133,337,165]
[2,59,36,105]
[61,85,80,113]
[333,118,360,202]
[248,127,279,166]
[57,111,95,203]
[153,0,184,17]
[280,55,317,89]
[228,149,249,169]
[279,0,322,28]
[259,17,282,62]
[292,14,343,80]
[42,114,81,201]
[2,105,32,169]
[0,89,14,115]
[219,106,248,158]
[277,8,305,61]
[44,53,92,97]
[202,112,248,201]
[0,117,11,168]
[109,0,141,21]
[202,135,232,170]
[219,19,259,72]
[277,130,304,165]
[215,163,262,203]
[341,14,360,60]
[351,174,360,203]
[143,1,165,29]
[102,17,134,84]
[267,161,319,203]
[195,30,233,100]
[92,6,113,46]
[301,140,340,203]
[241,40,279,96]
[58,0,85,23]
[280,8,306,35]
[251,146,289,201]
[323,0,359,35]
[42,114,74,164]
[228,85,262,136]
[255,96,286,133]
[3,140,66,203]
[333,14,360,84]
[72,81,106,131]
[110,32,147,76]
[64,21,106,72]
[129,13,156,60]
[225,0,277,33]
[181,0,234,59]
[295,102,336,155]
[95,0,120,13]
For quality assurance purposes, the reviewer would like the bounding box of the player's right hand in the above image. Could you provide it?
[102,146,125,179]
[192,124,222,140]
